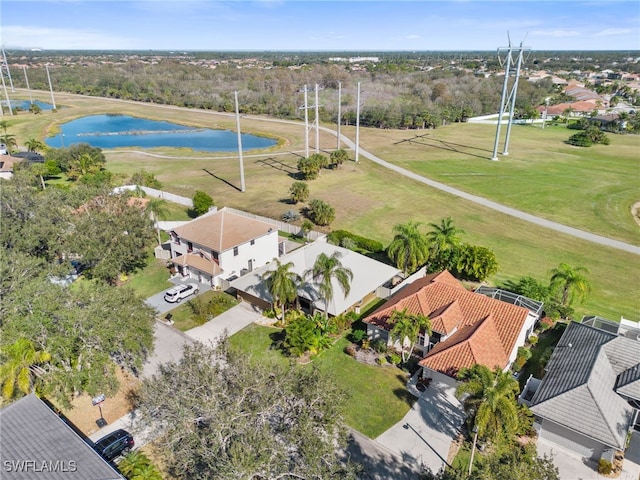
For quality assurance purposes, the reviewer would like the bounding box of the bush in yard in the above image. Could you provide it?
[389,352,402,365]
[350,329,367,343]
[598,459,613,475]
[528,334,539,346]
[289,181,309,204]
[187,296,210,325]
[281,209,301,223]
[327,230,384,253]
[376,356,388,366]
[371,338,388,354]
[192,190,214,216]
[308,199,335,226]
[515,346,532,370]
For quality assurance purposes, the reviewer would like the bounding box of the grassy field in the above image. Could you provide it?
[7,91,640,320]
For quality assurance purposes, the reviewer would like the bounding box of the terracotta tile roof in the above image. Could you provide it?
[363,270,529,377]
[420,314,508,376]
[172,208,275,253]
[169,252,223,276]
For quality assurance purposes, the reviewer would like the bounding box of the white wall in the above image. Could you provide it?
[507,312,538,366]
[218,230,279,278]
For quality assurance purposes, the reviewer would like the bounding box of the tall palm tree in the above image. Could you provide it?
[0,133,18,153]
[427,216,464,258]
[145,198,168,246]
[0,338,51,400]
[305,252,353,319]
[389,308,431,362]
[549,263,591,308]
[262,259,302,321]
[456,365,519,441]
[24,138,47,153]
[387,221,430,276]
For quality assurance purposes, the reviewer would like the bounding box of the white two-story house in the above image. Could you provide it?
[168,207,280,288]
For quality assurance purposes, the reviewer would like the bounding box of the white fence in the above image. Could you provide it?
[113,185,193,207]
[223,207,325,241]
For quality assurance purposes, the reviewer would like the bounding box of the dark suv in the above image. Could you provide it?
[93,429,134,461]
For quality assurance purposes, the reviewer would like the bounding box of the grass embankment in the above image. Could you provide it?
[230,323,415,438]
[165,291,238,332]
[10,91,640,320]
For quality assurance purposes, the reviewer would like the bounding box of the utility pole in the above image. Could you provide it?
[300,85,310,158]
[45,65,56,110]
[336,81,341,150]
[355,81,361,164]
[491,35,530,160]
[23,67,33,104]
[1,48,14,92]
[0,67,12,116]
[314,83,320,153]
[234,91,245,192]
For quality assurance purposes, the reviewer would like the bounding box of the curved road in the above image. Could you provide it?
[38,91,640,255]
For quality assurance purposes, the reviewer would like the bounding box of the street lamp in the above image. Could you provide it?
[468,424,479,476]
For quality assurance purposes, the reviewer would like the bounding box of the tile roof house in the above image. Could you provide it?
[0,395,124,479]
[522,321,640,461]
[168,207,280,288]
[230,241,400,317]
[364,271,537,379]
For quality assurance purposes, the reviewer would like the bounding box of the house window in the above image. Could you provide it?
[250,239,255,246]
[233,246,239,256]
[187,242,193,252]
[417,334,425,347]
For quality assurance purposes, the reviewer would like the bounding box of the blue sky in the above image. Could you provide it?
[2,1,639,51]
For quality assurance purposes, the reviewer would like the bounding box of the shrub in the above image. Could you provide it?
[289,181,309,204]
[281,209,300,223]
[598,459,613,475]
[308,199,335,226]
[327,230,384,253]
[567,132,593,147]
[351,329,367,343]
[371,338,388,354]
[376,356,388,366]
[389,352,402,365]
[528,334,539,346]
[192,191,214,216]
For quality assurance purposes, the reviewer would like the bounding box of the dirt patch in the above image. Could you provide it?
[632,201,640,226]
[52,368,140,437]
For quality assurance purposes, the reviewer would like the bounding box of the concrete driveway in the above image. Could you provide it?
[142,320,194,378]
[537,429,640,480]
[376,372,465,474]
[185,301,265,345]
[144,278,209,316]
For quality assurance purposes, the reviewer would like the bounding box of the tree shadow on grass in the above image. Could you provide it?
[393,387,417,408]
[268,330,288,354]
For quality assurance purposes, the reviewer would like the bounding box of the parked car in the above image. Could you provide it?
[164,283,199,303]
[93,429,134,461]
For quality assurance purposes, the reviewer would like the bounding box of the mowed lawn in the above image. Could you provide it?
[10,91,640,320]
[229,324,416,438]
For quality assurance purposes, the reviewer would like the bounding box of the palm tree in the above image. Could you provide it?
[456,365,519,441]
[427,216,464,259]
[549,263,591,308]
[262,259,302,321]
[25,138,47,153]
[387,221,430,276]
[0,338,51,400]
[389,308,431,362]
[305,252,353,319]
[0,133,18,153]
[145,198,168,246]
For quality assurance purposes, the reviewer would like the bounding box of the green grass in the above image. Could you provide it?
[167,291,238,331]
[125,251,173,298]
[229,324,415,438]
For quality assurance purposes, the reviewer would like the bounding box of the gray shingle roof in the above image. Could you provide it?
[0,395,124,479]
[529,322,639,450]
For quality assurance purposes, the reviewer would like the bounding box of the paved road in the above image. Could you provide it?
[32,89,638,254]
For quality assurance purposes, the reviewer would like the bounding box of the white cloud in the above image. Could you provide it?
[532,29,580,38]
[594,28,632,37]
[3,25,135,50]
[406,34,422,40]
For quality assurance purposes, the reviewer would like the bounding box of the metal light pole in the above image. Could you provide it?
[234,91,245,192]
[336,81,342,150]
[23,66,33,104]
[314,83,320,154]
[355,81,361,164]
[303,85,309,158]
[45,65,56,110]
[468,425,479,476]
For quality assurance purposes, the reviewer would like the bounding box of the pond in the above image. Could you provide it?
[2,99,55,111]
[45,114,278,152]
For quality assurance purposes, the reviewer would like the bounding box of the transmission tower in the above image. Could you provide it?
[298,84,323,157]
[491,36,530,160]
[1,48,14,92]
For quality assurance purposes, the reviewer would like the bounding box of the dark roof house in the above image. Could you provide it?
[525,321,640,460]
[0,395,125,479]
